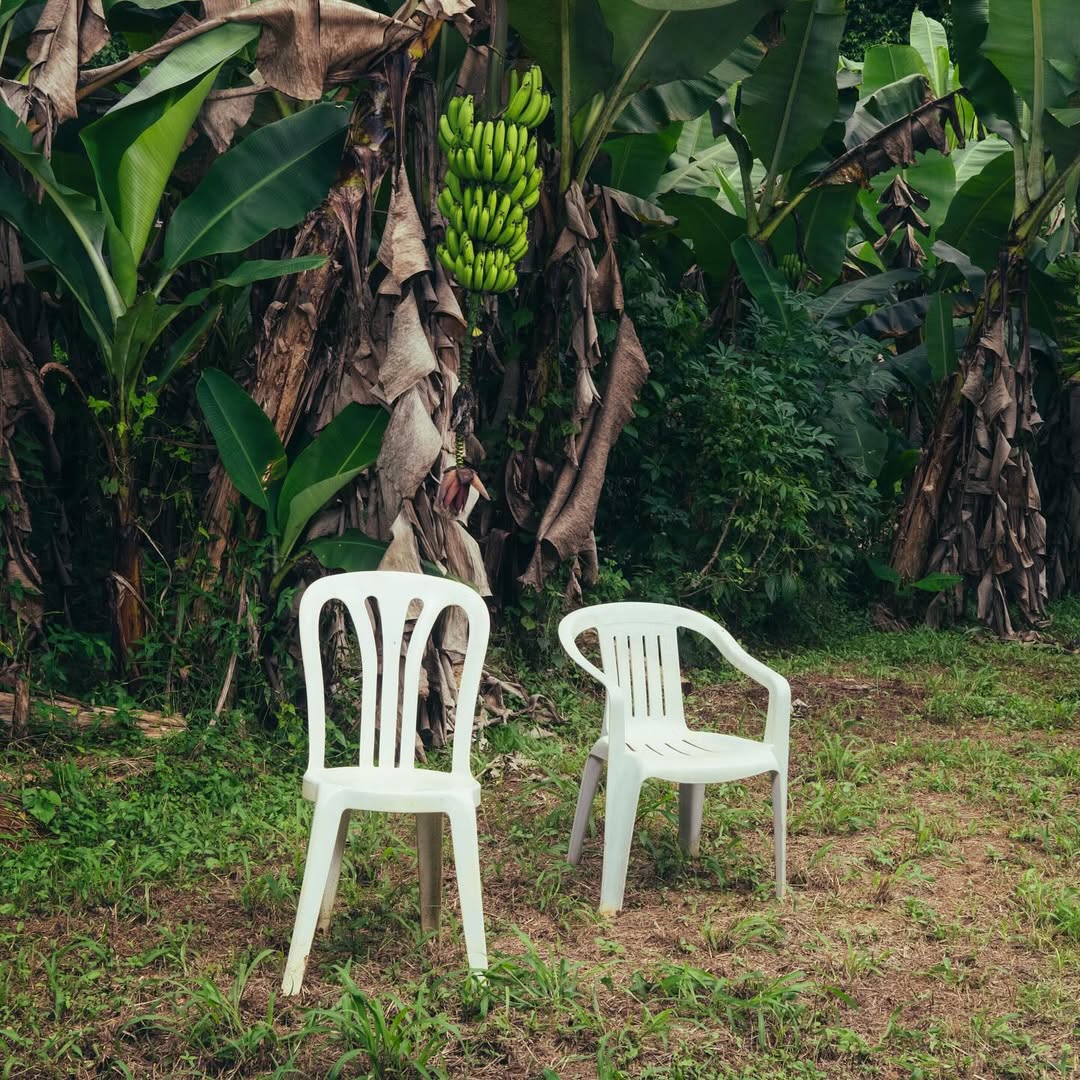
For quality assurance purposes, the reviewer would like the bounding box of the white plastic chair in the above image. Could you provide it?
[282,571,490,995]
[559,602,790,913]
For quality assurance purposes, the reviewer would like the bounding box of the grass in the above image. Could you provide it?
[1,597,1079,1077]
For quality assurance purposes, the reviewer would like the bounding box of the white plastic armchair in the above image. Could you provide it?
[282,571,490,995]
[558,602,790,913]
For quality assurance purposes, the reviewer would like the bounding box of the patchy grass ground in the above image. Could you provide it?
[2,601,1079,1078]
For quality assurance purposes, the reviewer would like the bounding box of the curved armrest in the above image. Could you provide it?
[681,610,790,769]
[558,612,629,743]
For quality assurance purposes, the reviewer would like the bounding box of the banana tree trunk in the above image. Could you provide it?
[891,254,1050,634]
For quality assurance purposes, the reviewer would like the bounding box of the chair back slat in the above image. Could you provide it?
[298,572,489,777]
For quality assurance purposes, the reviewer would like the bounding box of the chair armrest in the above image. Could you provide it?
[684,612,791,770]
[558,613,630,744]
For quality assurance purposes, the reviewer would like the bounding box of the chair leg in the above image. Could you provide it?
[599,770,642,914]
[678,783,705,857]
[568,754,604,866]
[772,772,787,899]
[283,800,342,995]
[317,809,352,932]
[448,805,488,971]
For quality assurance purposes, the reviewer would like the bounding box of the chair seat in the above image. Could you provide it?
[302,766,481,810]
[588,731,780,784]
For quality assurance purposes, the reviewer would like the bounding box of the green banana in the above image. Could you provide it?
[506,151,527,187]
[482,120,495,180]
[462,185,474,217]
[446,228,461,260]
[518,83,544,129]
[505,121,519,162]
[524,135,538,173]
[482,257,498,291]
[507,173,528,203]
[478,207,490,239]
[436,243,454,276]
[520,189,539,212]
[451,204,465,234]
[457,95,474,134]
[437,188,454,219]
[445,170,462,204]
[466,202,479,236]
[505,67,533,121]
[438,114,456,149]
[447,97,462,132]
[507,68,520,105]
[524,166,543,198]
[493,121,506,166]
[465,147,480,180]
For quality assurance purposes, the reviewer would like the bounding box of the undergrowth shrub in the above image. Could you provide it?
[600,249,889,633]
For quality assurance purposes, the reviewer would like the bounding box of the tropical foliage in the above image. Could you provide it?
[1,0,1080,740]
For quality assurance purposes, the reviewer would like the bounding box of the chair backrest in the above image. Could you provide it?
[298,571,490,777]
[559,602,692,736]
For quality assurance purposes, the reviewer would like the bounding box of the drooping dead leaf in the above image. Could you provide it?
[377,165,432,291]
[522,314,649,588]
[4,0,107,135]
[380,288,437,402]
[198,85,258,153]
[377,385,442,521]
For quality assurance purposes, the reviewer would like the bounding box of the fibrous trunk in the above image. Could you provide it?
[891,257,1049,634]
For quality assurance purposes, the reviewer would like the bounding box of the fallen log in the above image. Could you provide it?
[0,692,186,739]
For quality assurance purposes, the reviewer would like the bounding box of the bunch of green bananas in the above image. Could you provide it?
[434,66,549,294]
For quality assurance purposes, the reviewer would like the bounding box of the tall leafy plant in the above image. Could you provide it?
[0,25,350,667]
[196,370,390,594]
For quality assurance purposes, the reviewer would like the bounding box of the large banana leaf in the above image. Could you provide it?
[161,103,350,275]
[510,0,776,121]
[662,192,746,291]
[937,147,1015,272]
[0,169,111,340]
[952,0,1018,127]
[909,9,951,97]
[739,0,847,183]
[614,38,767,133]
[812,268,919,324]
[772,184,857,284]
[602,125,681,198]
[277,404,389,561]
[924,292,958,381]
[981,0,1080,113]
[731,234,789,330]
[826,391,888,479]
[0,101,121,322]
[860,46,927,98]
[196,368,286,513]
[81,25,259,299]
[306,531,390,573]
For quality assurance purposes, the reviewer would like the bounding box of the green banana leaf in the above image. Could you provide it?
[161,102,350,275]
[772,184,857,285]
[937,147,1014,272]
[156,305,222,388]
[731,234,789,330]
[0,101,121,323]
[277,404,389,562]
[0,168,112,342]
[739,0,847,182]
[813,268,919,324]
[981,0,1080,113]
[81,25,259,299]
[214,256,328,288]
[909,9,951,96]
[196,368,286,513]
[601,125,681,198]
[306,532,390,573]
[952,0,1018,128]
[924,292,959,381]
[860,45,928,98]
[662,192,746,293]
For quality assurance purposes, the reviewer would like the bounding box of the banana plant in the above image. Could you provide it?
[889,0,1080,632]
[0,24,350,668]
[196,370,390,595]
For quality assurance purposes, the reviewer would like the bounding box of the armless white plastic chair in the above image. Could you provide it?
[282,571,490,995]
[559,602,790,913]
